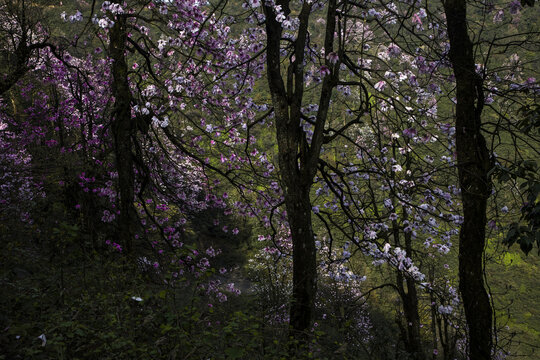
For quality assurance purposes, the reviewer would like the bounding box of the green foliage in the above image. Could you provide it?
[495,157,540,255]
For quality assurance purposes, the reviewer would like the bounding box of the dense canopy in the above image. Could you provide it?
[1,0,539,359]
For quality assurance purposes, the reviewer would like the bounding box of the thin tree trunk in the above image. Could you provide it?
[397,271,425,360]
[443,0,493,358]
[110,14,135,253]
[393,213,425,359]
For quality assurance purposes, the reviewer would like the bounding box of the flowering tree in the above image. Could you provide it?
[2,0,539,358]
[37,0,255,255]
[1,0,252,297]
[442,1,539,357]
[0,0,51,95]
[257,0,539,356]
[325,0,539,357]
[256,1,462,352]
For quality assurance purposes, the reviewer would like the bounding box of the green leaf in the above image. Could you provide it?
[158,290,167,299]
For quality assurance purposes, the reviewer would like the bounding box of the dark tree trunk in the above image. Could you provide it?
[263,0,337,339]
[284,174,318,334]
[404,277,424,359]
[392,202,425,359]
[110,14,135,253]
[396,271,425,360]
[443,1,493,358]
[267,36,318,334]
[263,1,317,337]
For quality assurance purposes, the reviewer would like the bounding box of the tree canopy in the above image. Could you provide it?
[1,0,539,359]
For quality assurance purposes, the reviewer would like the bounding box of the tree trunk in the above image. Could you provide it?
[285,179,317,334]
[270,71,317,336]
[443,1,493,358]
[405,277,424,360]
[262,0,338,342]
[397,271,425,360]
[263,0,320,338]
[110,14,135,253]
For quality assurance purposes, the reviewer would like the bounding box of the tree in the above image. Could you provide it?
[2,0,538,357]
[108,3,137,253]
[442,0,493,357]
[0,0,50,95]
[443,1,539,357]
[262,0,332,337]
[258,1,461,351]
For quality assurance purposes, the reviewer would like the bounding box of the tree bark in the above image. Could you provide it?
[393,212,425,359]
[443,0,493,358]
[263,0,334,338]
[264,10,318,333]
[285,176,318,334]
[109,14,135,253]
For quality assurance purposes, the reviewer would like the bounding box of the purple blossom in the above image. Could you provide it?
[493,9,505,23]
[387,43,401,58]
[374,81,386,91]
[403,128,418,138]
[327,52,339,64]
[319,65,331,77]
[509,0,522,14]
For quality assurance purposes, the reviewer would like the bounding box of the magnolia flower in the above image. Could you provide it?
[438,245,450,255]
[275,8,286,22]
[38,334,46,347]
[403,128,417,138]
[131,296,143,302]
[327,52,339,64]
[374,81,386,91]
[368,8,380,18]
[412,13,423,29]
[387,43,401,58]
[97,17,114,28]
[438,305,453,315]
[159,116,169,128]
[366,230,377,240]
[509,0,522,14]
[319,65,331,77]
[493,9,504,23]
[69,10,83,22]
